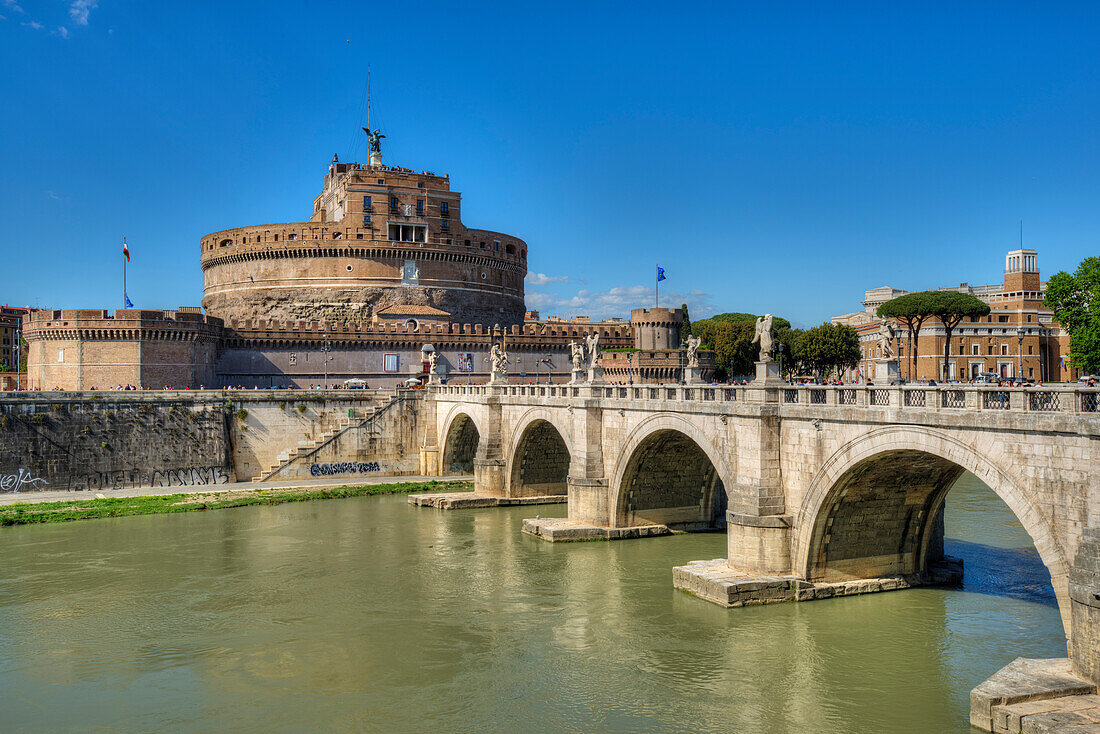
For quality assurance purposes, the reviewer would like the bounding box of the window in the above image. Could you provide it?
[58,349,64,363]
[383,354,399,373]
[464,239,470,247]
[388,223,427,242]
[390,196,400,211]
[402,259,419,284]
[506,244,515,254]
[480,241,486,249]
[417,182,424,189]
[441,219,449,231]
[363,196,371,210]
[274,234,279,241]
[972,344,979,355]
[988,344,994,355]
[1028,345,1033,355]
[377,178,384,184]
[1027,314,1032,322]
[364,215,372,226]
[998,315,1009,323]
[288,233,297,241]
[356,233,364,239]
[416,199,424,214]
[493,240,500,251]
[1000,344,1008,355]
[440,202,449,216]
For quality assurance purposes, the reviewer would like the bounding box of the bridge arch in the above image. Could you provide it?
[794,425,1071,633]
[610,414,732,530]
[440,406,482,475]
[505,409,572,497]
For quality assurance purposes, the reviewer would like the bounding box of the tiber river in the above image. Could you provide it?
[0,474,1065,733]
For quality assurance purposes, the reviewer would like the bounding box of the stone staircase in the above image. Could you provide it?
[250,401,392,482]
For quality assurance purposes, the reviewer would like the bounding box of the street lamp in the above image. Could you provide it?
[1017,327,1025,382]
[321,333,332,389]
[536,355,554,384]
[627,351,634,386]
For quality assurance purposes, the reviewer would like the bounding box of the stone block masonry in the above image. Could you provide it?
[0,389,416,495]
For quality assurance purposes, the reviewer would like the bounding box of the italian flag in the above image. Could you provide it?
[123,238,130,262]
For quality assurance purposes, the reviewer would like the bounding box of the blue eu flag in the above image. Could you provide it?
[125,295,134,308]
[657,266,666,282]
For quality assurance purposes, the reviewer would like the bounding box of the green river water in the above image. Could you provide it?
[0,473,1065,733]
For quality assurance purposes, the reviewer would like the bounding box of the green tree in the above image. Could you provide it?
[691,314,793,378]
[877,292,938,381]
[680,303,691,345]
[796,323,860,378]
[0,359,9,373]
[927,291,990,380]
[1045,257,1100,375]
[19,337,27,372]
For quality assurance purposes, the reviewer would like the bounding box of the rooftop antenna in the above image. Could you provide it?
[362,66,385,167]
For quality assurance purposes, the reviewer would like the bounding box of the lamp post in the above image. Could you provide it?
[1017,327,1025,382]
[321,333,332,389]
[536,355,554,384]
[627,351,634,386]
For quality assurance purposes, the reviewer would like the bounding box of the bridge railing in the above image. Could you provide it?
[432,382,1100,415]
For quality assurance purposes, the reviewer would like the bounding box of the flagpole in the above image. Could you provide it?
[655,264,659,309]
[123,238,127,309]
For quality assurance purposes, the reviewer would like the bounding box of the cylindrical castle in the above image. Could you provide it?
[200,162,527,327]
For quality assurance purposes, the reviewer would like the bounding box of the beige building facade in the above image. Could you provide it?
[835,249,1074,382]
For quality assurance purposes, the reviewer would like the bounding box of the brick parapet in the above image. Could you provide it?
[23,309,224,342]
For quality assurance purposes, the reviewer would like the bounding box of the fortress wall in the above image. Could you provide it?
[0,391,401,494]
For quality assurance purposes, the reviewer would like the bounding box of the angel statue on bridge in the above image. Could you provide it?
[685,335,702,368]
[584,332,600,370]
[751,314,775,362]
[490,343,509,375]
[878,320,895,359]
[569,341,585,372]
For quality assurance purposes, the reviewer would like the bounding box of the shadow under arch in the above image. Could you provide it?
[610,414,731,530]
[441,411,480,475]
[794,425,1071,635]
[507,418,571,497]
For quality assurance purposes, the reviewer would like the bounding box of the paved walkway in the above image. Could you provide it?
[0,474,473,506]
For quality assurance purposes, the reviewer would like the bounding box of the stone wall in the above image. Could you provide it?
[0,390,405,494]
[0,394,230,494]
[257,392,426,481]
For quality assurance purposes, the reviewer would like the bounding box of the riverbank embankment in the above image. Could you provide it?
[0,478,472,527]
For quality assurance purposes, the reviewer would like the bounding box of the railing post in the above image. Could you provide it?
[856,386,869,407]
[1062,388,1078,414]
[1010,389,1026,412]
[966,388,981,411]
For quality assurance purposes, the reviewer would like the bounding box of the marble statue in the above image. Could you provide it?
[570,341,585,372]
[584,332,600,370]
[427,351,438,374]
[751,314,775,361]
[685,335,701,368]
[878,320,895,359]
[490,343,509,374]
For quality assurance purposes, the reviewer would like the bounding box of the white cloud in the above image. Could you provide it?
[47,190,60,199]
[68,0,96,25]
[21,19,42,30]
[54,25,69,38]
[526,285,715,321]
[525,272,570,286]
[3,0,24,14]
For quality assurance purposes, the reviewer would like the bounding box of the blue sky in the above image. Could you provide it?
[2,2,1098,327]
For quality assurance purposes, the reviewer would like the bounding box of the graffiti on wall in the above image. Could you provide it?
[65,466,232,492]
[309,461,381,477]
[0,469,49,493]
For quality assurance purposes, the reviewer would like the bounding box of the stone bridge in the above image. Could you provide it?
[420,380,1100,727]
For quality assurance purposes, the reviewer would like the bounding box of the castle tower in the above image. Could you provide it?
[630,308,683,350]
